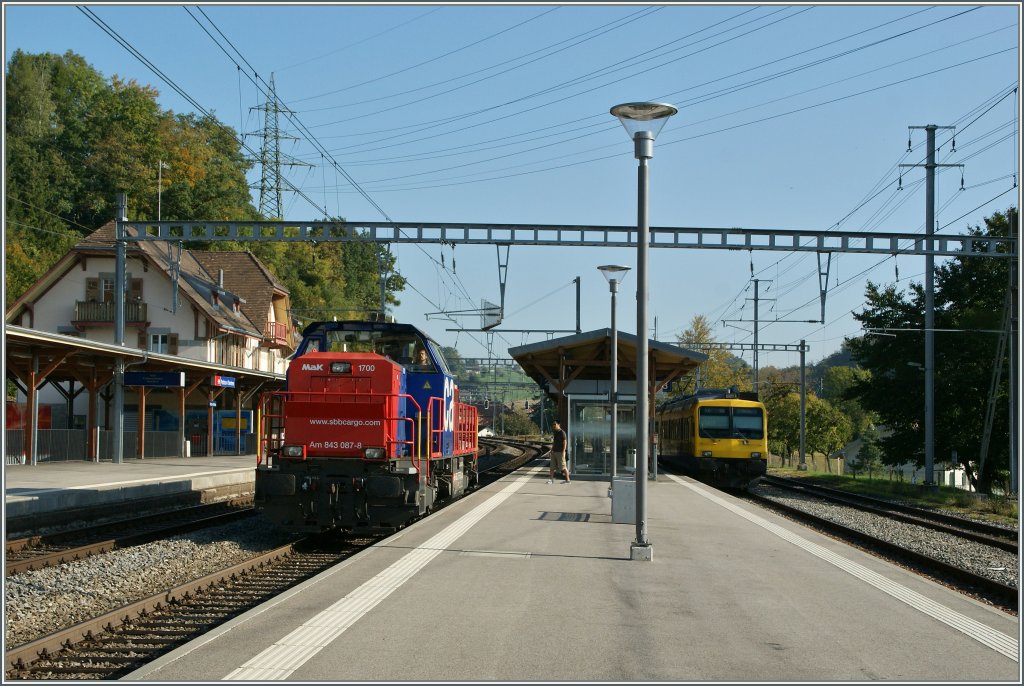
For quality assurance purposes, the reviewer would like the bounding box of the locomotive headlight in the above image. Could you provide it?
[364,447,385,459]
[701,450,713,458]
[330,362,352,373]
[750,452,763,459]
[281,445,306,459]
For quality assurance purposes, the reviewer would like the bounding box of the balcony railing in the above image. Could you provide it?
[262,320,291,349]
[73,301,148,325]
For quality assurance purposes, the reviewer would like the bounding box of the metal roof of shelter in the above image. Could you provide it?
[508,329,706,418]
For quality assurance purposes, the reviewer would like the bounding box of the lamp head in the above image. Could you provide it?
[610,102,678,141]
[598,264,632,285]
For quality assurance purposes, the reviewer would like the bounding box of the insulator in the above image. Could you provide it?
[951,137,956,152]
[898,175,903,190]
[907,136,912,152]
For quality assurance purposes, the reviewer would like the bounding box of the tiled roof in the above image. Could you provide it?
[191,251,290,332]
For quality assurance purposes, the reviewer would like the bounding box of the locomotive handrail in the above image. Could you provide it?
[428,397,444,459]
[258,389,425,468]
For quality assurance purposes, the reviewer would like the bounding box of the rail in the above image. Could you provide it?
[760,475,1018,553]
[744,488,1018,611]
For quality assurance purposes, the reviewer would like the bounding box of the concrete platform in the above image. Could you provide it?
[125,463,1020,682]
[3,454,256,528]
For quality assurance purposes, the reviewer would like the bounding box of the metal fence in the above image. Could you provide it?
[6,429,92,463]
[6,429,257,463]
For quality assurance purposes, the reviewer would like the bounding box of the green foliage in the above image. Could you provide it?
[820,366,875,437]
[673,314,751,395]
[500,409,540,436]
[762,390,852,470]
[846,209,1014,494]
[765,391,800,462]
[805,396,852,471]
[850,424,884,479]
[440,346,466,375]
[4,50,399,318]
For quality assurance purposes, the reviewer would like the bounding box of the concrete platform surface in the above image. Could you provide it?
[125,465,1020,682]
[4,454,257,519]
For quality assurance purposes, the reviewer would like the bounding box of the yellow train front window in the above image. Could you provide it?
[733,407,764,439]
[698,407,730,438]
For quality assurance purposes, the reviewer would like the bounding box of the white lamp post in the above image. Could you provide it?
[610,101,677,562]
[598,264,631,482]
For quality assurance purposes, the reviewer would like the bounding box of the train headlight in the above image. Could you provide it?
[364,447,386,459]
[330,362,352,373]
[281,445,306,459]
[701,450,713,458]
[750,452,763,459]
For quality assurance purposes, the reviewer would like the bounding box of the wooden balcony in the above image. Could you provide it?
[262,320,292,349]
[73,301,148,329]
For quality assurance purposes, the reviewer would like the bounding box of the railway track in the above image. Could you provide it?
[4,536,372,680]
[6,498,255,577]
[760,475,1018,553]
[5,441,542,680]
[745,480,1018,612]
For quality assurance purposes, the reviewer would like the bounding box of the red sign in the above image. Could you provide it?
[5,402,52,430]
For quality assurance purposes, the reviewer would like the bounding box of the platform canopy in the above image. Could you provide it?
[508,329,706,419]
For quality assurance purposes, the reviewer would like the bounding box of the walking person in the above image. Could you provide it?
[549,420,570,484]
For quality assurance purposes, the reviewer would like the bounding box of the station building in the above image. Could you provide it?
[5,222,294,464]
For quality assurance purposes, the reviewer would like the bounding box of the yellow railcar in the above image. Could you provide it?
[656,388,767,488]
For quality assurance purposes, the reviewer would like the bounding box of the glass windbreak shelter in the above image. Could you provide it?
[565,395,636,478]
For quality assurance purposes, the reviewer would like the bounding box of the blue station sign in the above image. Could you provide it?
[124,371,185,387]
[212,375,236,388]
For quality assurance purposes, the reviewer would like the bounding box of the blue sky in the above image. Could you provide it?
[4,2,1021,371]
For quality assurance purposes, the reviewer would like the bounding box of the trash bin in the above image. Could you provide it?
[611,476,636,524]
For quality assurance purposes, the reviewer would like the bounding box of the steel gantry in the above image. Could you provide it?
[120,218,1014,257]
[108,197,1016,477]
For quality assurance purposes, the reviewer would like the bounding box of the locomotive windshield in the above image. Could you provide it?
[297,328,446,373]
[698,405,764,439]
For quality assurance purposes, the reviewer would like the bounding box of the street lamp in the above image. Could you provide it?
[598,264,631,482]
[611,101,677,562]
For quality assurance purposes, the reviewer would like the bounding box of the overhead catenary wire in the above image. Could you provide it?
[66,5,1015,363]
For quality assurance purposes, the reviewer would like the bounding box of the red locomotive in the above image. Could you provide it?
[255,320,478,533]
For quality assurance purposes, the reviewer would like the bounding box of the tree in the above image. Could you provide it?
[820,366,874,438]
[805,395,853,472]
[501,409,539,437]
[847,209,1014,493]
[850,424,884,480]
[441,346,466,376]
[5,50,99,304]
[3,49,401,317]
[674,314,751,394]
[765,391,801,465]
[4,50,267,307]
